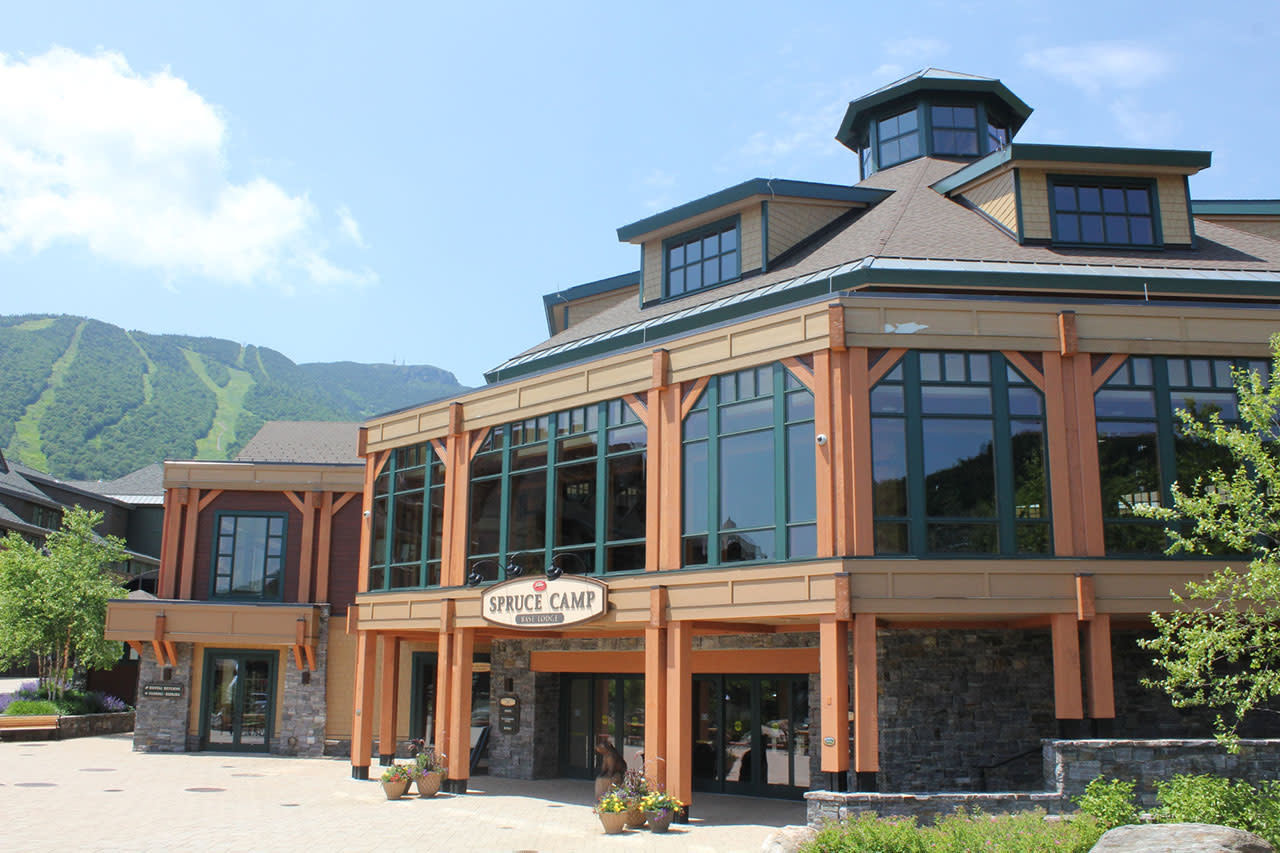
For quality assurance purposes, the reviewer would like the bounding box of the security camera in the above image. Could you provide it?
[815,433,828,445]
[362,509,371,518]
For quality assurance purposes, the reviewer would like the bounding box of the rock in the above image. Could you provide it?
[761,824,817,853]
[1091,823,1274,852]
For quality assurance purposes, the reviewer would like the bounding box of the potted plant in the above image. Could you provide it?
[639,788,684,833]
[618,770,650,828]
[594,789,629,834]
[411,745,448,798]
[380,764,414,800]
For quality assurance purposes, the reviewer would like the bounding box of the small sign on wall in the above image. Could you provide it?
[498,695,519,734]
[141,682,184,699]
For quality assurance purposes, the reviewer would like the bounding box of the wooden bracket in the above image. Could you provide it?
[197,489,223,512]
[152,613,173,667]
[468,427,491,460]
[331,491,358,515]
[679,376,710,420]
[283,491,306,513]
[780,356,816,391]
[126,640,144,659]
[1003,351,1046,390]
[867,348,908,386]
[1091,353,1128,392]
[430,438,449,466]
[623,393,650,428]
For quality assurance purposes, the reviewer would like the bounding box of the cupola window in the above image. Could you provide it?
[877,108,920,167]
[931,106,979,156]
[1051,179,1157,246]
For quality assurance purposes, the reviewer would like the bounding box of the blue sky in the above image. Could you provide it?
[2,1,1276,386]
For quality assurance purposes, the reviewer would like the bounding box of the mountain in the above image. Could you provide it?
[0,314,469,480]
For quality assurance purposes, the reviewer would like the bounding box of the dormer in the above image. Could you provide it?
[932,144,1211,249]
[835,69,1033,178]
[617,178,890,307]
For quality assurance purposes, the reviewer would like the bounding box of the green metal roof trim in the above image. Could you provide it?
[1192,200,1280,215]
[836,69,1034,151]
[615,178,891,242]
[484,257,1280,383]
[931,143,1213,195]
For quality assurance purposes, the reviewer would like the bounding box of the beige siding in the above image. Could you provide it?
[1157,175,1192,245]
[958,170,1017,233]
[740,203,763,271]
[767,201,847,262]
[1197,216,1280,242]
[1017,168,1051,240]
[557,287,635,333]
[325,624,357,739]
[642,241,662,303]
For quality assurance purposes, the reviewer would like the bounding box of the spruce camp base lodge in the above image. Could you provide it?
[105,69,1280,810]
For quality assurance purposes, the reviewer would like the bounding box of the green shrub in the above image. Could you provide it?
[1155,774,1280,846]
[3,699,60,715]
[802,810,1104,853]
[1076,777,1139,829]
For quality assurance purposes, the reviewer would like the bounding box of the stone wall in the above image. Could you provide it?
[133,642,193,752]
[488,638,571,779]
[876,629,1056,792]
[807,790,1067,824]
[57,711,135,738]
[272,606,329,757]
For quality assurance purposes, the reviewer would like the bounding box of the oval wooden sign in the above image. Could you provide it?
[480,574,608,629]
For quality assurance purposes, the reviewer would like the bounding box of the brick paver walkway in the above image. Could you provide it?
[0,734,805,851]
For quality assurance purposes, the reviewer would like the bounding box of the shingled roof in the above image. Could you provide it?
[489,156,1280,381]
[235,421,362,465]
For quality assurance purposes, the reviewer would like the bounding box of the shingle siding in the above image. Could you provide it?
[958,170,1017,234]
[1017,168,1052,240]
[767,201,847,262]
[1157,175,1192,245]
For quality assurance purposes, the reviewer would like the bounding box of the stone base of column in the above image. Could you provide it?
[351,765,369,780]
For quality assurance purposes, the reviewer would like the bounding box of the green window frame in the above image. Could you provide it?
[870,351,1052,556]
[211,512,287,600]
[466,399,647,583]
[681,361,817,568]
[931,105,979,156]
[1095,355,1268,556]
[664,216,740,298]
[876,107,920,168]
[1049,176,1159,247]
[368,442,446,591]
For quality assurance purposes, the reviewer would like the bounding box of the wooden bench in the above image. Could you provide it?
[0,714,60,739]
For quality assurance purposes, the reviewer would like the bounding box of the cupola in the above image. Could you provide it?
[836,69,1033,178]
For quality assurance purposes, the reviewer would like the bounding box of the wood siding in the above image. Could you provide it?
[958,169,1017,233]
[191,491,302,602]
[767,200,848,262]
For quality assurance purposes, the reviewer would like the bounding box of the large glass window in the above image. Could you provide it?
[1051,179,1156,246]
[682,362,816,567]
[931,106,978,156]
[1096,355,1267,555]
[871,351,1051,556]
[368,443,446,590]
[212,513,286,599]
[467,399,646,582]
[877,108,920,167]
[666,219,740,297]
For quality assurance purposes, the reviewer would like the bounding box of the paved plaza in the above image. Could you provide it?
[0,733,806,852]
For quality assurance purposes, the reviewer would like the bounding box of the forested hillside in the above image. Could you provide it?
[0,314,468,479]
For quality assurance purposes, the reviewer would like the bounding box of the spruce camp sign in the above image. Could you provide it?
[481,575,608,629]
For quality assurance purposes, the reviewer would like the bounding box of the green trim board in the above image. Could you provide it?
[1191,200,1280,215]
[931,143,1213,196]
[616,179,890,243]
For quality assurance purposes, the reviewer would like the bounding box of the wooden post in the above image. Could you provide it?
[831,350,855,555]
[179,488,200,600]
[350,629,377,778]
[1083,614,1116,719]
[659,382,683,570]
[1050,614,1084,720]
[847,348,874,556]
[316,491,335,603]
[853,613,879,777]
[813,350,835,558]
[434,600,455,753]
[298,491,318,603]
[378,634,400,764]
[357,452,379,593]
[445,627,475,791]
[819,616,850,776]
[644,587,669,786]
[1042,352,1079,556]
[665,620,693,816]
[645,352,667,572]
[158,487,183,599]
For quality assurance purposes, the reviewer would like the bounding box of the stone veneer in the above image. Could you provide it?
[272,606,329,756]
[133,642,194,752]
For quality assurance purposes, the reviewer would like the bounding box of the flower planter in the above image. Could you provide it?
[415,770,444,798]
[598,811,628,834]
[624,806,647,828]
[647,810,674,832]
[382,778,411,800]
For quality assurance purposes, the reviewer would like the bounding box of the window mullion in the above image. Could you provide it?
[903,354,927,554]
[544,417,557,574]
[496,426,511,580]
[1153,357,1178,510]
[991,354,1016,555]
[773,366,787,559]
[381,451,397,590]
[594,404,607,574]
[707,381,721,567]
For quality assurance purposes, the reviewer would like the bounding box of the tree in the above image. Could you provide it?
[0,506,127,700]
[1135,335,1280,747]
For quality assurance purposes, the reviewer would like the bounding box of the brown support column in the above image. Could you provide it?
[350,628,377,779]
[644,587,669,785]
[357,449,379,593]
[1072,355,1106,556]
[645,351,667,571]
[813,349,836,557]
[316,491,335,603]
[853,613,879,786]
[445,627,474,793]
[659,381,683,571]
[1082,614,1116,720]
[159,487,183,599]
[179,487,200,600]
[831,350,855,555]
[1050,613,1084,722]
[666,620,693,818]
[819,616,850,784]
[847,348,874,556]
[297,491,317,603]
[377,634,400,764]
[434,600,455,754]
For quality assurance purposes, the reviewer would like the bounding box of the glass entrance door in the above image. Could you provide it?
[560,675,644,778]
[201,651,276,751]
[692,674,810,798]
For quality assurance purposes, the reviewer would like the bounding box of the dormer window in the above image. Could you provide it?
[1051,178,1157,247]
[665,217,739,297]
[931,106,978,156]
[986,119,1009,152]
[877,108,920,168]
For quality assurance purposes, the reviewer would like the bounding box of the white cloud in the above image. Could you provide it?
[336,205,365,247]
[0,47,372,287]
[1022,41,1172,94]
[1108,98,1183,146]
